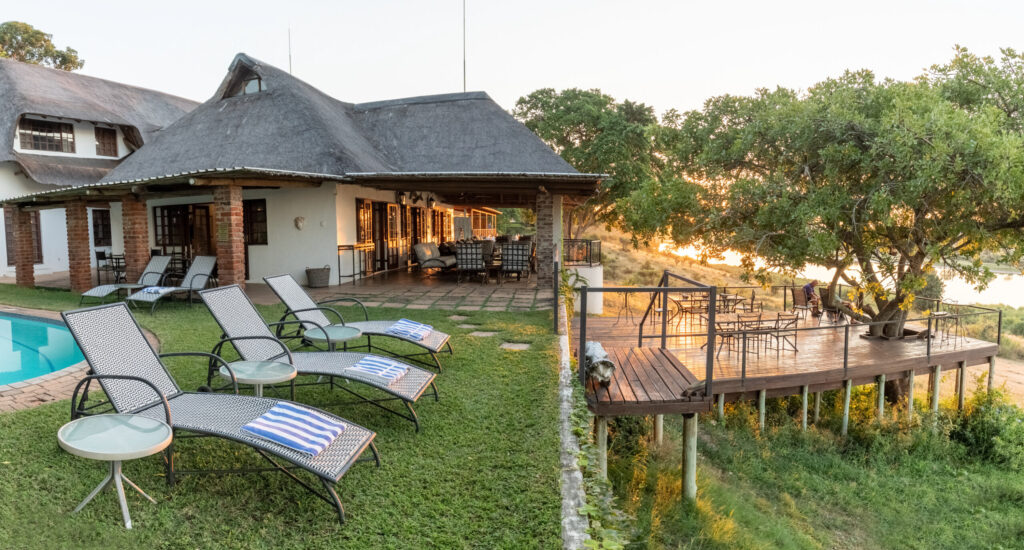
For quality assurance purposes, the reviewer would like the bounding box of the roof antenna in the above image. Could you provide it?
[288,25,293,74]
[462,0,466,92]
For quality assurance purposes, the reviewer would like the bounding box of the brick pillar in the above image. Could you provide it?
[214,185,246,288]
[65,200,92,293]
[5,205,35,288]
[121,194,150,283]
[535,193,563,288]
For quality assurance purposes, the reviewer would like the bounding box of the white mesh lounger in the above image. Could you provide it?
[264,274,453,371]
[79,256,172,305]
[126,256,216,313]
[200,285,439,432]
[62,303,378,525]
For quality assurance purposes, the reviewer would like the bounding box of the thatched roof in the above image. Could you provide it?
[98,53,589,186]
[0,58,198,187]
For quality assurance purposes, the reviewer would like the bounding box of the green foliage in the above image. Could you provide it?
[954,383,1024,468]
[0,21,83,70]
[496,208,534,236]
[621,47,1024,336]
[561,266,589,313]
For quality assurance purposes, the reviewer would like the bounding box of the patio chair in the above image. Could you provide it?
[200,285,439,431]
[126,256,216,313]
[412,242,456,272]
[264,273,453,372]
[499,242,531,284]
[790,287,812,320]
[455,242,487,284]
[79,255,172,305]
[767,312,799,356]
[817,286,848,326]
[62,303,378,525]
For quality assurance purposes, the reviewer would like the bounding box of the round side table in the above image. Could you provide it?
[57,414,172,529]
[304,325,362,351]
[220,360,297,397]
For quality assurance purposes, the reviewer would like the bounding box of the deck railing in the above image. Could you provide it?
[563,239,601,267]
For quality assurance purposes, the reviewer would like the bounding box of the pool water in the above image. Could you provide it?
[0,314,84,386]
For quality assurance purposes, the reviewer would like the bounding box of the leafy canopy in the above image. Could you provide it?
[622,47,1024,330]
[0,21,84,71]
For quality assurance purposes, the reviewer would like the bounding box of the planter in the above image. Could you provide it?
[305,265,331,288]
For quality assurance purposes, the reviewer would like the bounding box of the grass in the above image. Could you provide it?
[608,395,1024,550]
[0,285,561,549]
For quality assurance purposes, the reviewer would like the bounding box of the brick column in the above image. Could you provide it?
[214,185,246,288]
[535,193,563,288]
[65,200,92,293]
[121,194,150,283]
[5,205,35,288]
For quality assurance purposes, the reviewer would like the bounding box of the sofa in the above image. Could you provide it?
[413,242,456,270]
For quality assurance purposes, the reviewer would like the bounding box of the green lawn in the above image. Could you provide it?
[0,285,561,549]
[611,398,1024,550]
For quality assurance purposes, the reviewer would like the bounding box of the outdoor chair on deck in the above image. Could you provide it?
[455,242,487,284]
[817,287,848,326]
[737,312,770,356]
[499,242,531,284]
[790,287,812,320]
[264,274,453,371]
[80,256,172,305]
[412,242,456,272]
[200,285,439,432]
[768,312,799,356]
[62,303,379,525]
[126,256,216,313]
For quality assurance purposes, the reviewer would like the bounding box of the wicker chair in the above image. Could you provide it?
[455,242,487,284]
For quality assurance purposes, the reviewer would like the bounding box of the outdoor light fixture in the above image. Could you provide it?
[427,197,436,209]
[397,191,407,206]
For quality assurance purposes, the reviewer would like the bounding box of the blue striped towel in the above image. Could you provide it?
[385,318,433,341]
[240,403,346,456]
[141,286,176,294]
[347,355,409,382]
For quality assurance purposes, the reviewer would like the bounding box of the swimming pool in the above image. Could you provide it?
[0,313,85,386]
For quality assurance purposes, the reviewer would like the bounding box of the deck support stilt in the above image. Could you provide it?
[931,365,942,414]
[653,414,663,446]
[813,392,821,423]
[957,361,966,411]
[841,380,852,436]
[717,393,724,422]
[682,413,698,501]
[596,416,608,480]
[758,389,766,432]
[876,374,885,421]
[907,369,915,421]
[988,356,996,392]
[801,385,808,431]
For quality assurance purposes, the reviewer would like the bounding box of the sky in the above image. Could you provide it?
[5,0,1024,115]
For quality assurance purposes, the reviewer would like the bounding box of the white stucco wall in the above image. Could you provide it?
[13,116,129,159]
[245,185,339,285]
[570,265,604,314]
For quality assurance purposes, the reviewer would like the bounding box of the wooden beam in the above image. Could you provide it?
[653,414,664,446]
[814,391,821,423]
[801,385,808,431]
[596,416,608,480]
[907,369,915,421]
[682,413,698,501]
[989,356,996,392]
[877,374,885,421]
[717,393,724,421]
[189,177,322,188]
[841,380,852,436]
[758,389,766,432]
[957,360,966,411]
[931,365,942,413]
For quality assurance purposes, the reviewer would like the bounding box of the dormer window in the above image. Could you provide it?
[229,76,266,97]
[19,118,75,153]
[95,127,117,157]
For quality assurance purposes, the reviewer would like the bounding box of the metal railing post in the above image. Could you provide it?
[926,316,932,363]
[578,286,588,389]
[553,260,560,334]
[998,310,1003,346]
[660,288,669,349]
[843,323,850,376]
[705,287,717,398]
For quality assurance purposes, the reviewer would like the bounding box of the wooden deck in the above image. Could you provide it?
[573,314,1000,415]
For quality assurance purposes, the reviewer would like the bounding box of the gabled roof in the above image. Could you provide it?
[0,58,198,182]
[98,53,589,187]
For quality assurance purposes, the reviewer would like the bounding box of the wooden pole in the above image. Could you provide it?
[654,414,664,446]
[907,369,915,421]
[682,413,698,501]
[717,393,725,422]
[841,380,852,436]
[931,365,942,413]
[596,416,608,480]
[988,356,996,393]
[957,361,966,411]
[813,391,821,423]
[801,385,808,431]
[758,389,766,432]
[877,374,885,421]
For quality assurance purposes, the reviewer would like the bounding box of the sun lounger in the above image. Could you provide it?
[79,256,172,305]
[126,256,216,313]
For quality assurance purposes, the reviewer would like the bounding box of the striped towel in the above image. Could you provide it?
[240,403,346,456]
[346,355,409,383]
[385,318,433,341]
[141,286,177,294]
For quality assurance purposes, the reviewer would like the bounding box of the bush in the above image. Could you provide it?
[953,383,1024,467]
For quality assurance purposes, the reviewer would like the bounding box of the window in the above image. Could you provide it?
[229,76,266,97]
[153,205,189,246]
[19,118,75,153]
[387,204,400,240]
[95,127,117,157]
[356,199,373,243]
[92,209,112,247]
[242,199,268,245]
[5,210,42,265]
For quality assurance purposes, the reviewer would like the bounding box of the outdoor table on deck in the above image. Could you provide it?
[304,325,362,351]
[220,360,297,398]
[57,414,172,529]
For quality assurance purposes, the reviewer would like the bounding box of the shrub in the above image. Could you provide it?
[953,383,1024,467]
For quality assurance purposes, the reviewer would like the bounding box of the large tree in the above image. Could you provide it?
[513,88,662,239]
[623,48,1024,337]
[0,21,84,70]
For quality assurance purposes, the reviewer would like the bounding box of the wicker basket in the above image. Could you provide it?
[305,265,331,288]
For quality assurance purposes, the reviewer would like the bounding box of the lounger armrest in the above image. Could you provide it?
[137,270,165,286]
[281,306,346,326]
[160,351,240,395]
[267,318,335,351]
[317,297,369,321]
[71,374,172,426]
[213,334,295,365]
[186,273,211,290]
